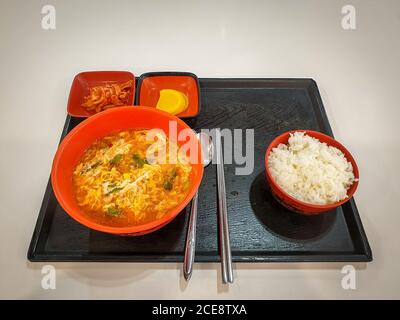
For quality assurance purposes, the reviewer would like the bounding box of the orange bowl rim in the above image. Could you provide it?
[264,129,359,211]
[51,106,204,234]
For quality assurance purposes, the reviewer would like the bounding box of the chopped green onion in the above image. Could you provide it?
[163,180,173,191]
[132,153,148,168]
[80,161,101,175]
[110,154,123,165]
[108,187,123,194]
[163,167,178,191]
[106,207,120,217]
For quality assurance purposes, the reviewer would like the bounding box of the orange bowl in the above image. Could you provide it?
[51,106,204,235]
[264,130,359,215]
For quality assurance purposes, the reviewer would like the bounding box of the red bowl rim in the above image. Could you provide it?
[264,130,359,210]
[51,106,204,234]
[67,71,135,118]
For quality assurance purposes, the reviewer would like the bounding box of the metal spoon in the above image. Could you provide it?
[183,132,213,281]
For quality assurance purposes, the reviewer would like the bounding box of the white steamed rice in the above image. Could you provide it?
[268,131,356,205]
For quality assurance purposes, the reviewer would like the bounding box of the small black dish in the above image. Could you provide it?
[135,71,201,119]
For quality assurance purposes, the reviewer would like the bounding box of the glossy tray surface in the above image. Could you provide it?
[28,78,372,262]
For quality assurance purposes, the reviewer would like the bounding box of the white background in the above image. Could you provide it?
[0,0,399,299]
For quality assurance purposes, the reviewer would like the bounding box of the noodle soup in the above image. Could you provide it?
[72,129,192,227]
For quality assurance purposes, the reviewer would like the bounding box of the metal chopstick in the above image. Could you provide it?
[183,191,199,281]
[215,128,234,283]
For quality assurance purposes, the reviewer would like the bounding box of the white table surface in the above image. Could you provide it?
[1,0,399,299]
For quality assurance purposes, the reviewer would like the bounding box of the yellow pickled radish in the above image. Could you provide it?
[156,89,188,115]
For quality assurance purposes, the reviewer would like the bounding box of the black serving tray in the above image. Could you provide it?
[28,78,372,263]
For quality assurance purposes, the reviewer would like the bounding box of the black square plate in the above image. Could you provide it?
[28,78,372,262]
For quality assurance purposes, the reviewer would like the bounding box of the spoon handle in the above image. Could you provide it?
[183,191,199,281]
